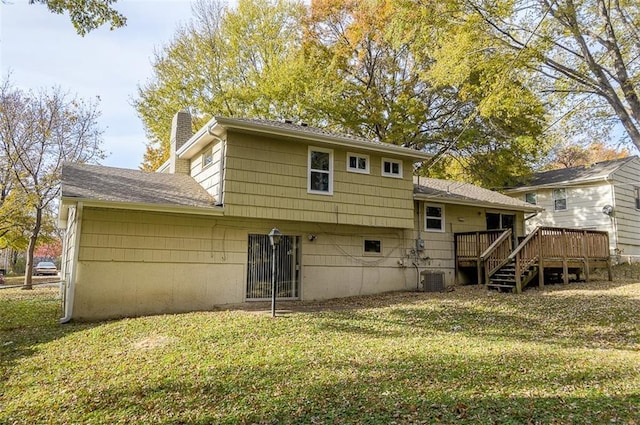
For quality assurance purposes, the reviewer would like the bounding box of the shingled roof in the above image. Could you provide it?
[414,177,541,212]
[507,156,638,191]
[61,163,217,209]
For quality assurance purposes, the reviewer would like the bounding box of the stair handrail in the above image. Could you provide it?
[479,228,512,284]
[479,228,512,261]
[507,227,540,262]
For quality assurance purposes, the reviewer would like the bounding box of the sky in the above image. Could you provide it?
[0,0,200,169]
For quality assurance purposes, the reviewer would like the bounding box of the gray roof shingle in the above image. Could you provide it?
[414,177,541,211]
[61,163,217,208]
[509,156,637,189]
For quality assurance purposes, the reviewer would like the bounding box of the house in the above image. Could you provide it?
[504,156,640,263]
[57,113,545,321]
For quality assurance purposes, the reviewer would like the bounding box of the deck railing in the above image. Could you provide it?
[455,226,611,290]
[479,229,513,284]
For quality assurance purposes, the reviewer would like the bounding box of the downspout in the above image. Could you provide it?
[207,124,226,206]
[608,177,619,259]
[60,202,83,324]
[413,200,422,291]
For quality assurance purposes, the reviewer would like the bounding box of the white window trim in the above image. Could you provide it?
[202,148,213,170]
[553,188,567,211]
[635,187,640,210]
[381,158,403,178]
[424,203,445,232]
[525,192,537,205]
[308,146,333,195]
[363,238,382,256]
[346,152,370,174]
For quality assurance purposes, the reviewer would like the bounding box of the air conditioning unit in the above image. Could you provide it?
[421,271,445,292]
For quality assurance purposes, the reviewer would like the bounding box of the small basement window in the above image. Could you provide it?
[364,239,382,254]
[553,188,567,211]
[425,204,444,232]
[347,153,369,174]
[382,158,402,178]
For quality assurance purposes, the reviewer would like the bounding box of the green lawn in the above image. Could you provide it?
[1,280,639,424]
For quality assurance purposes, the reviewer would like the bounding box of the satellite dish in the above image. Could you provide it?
[602,205,614,216]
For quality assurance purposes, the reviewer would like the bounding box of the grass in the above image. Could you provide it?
[1,279,639,424]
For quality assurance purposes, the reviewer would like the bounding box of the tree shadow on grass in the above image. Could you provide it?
[4,349,637,424]
[312,282,640,352]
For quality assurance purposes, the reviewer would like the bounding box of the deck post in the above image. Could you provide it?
[582,230,590,282]
[515,255,522,294]
[561,229,569,285]
[537,230,544,288]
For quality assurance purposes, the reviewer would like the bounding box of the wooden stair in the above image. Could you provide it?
[487,260,538,292]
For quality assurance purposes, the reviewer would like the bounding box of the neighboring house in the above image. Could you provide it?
[504,156,640,262]
[57,112,539,321]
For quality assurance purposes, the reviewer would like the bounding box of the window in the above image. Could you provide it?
[347,153,369,174]
[364,239,382,254]
[425,204,444,232]
[525,192,537,205]
[553,188,567,211]
[202,148,213,169]
[635,187,640,210]
[308,147,333,194]
[382,158,403,178]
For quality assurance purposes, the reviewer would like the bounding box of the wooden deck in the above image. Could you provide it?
[455,227,612,293]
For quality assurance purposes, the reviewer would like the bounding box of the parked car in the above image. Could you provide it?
[34,262,58,276]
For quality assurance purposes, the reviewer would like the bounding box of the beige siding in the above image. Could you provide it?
[222,131,415,228]
[521,184,616,251]
[72,207,420,320]
[61,206,78,285]
[414,202,526,286]
[190,141,223,200]
[610,160,640,259]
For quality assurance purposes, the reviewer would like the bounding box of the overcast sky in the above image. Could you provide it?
[1,0,199,169]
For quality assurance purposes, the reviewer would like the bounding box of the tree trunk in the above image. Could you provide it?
[22,206,42,290]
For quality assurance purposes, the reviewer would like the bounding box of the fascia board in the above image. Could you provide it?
[413,194,543,213]
[215,117,432,162]
[504,176,609,194]
[60,197,225,217]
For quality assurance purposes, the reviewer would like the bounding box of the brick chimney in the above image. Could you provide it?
[169,110,192,174]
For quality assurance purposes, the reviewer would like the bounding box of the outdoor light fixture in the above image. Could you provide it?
[268,228,283,247]
[268,228,282,318]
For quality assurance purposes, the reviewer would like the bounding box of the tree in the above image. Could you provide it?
[303,0,548,187]
[464,0,640,152]
[28,0,126,36]
[0,79,104,289]
[136,0,549,187]
[135,0,310,170]
[546,141,629,169]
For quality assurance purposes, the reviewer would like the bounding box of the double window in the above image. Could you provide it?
[382,158,403,178]
[308,147,333,195]
[347,153,370,174]
[425,204,444,232]
[553,188,567,211]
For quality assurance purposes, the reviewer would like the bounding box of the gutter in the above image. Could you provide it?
[59,198,225,217]
[60,202,83,324]
[214,116,433,161]
[413,194,542,214]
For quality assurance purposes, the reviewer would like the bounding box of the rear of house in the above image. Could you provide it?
[58,113,542,321]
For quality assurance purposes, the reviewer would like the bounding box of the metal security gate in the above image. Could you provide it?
[246,234,300,300]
